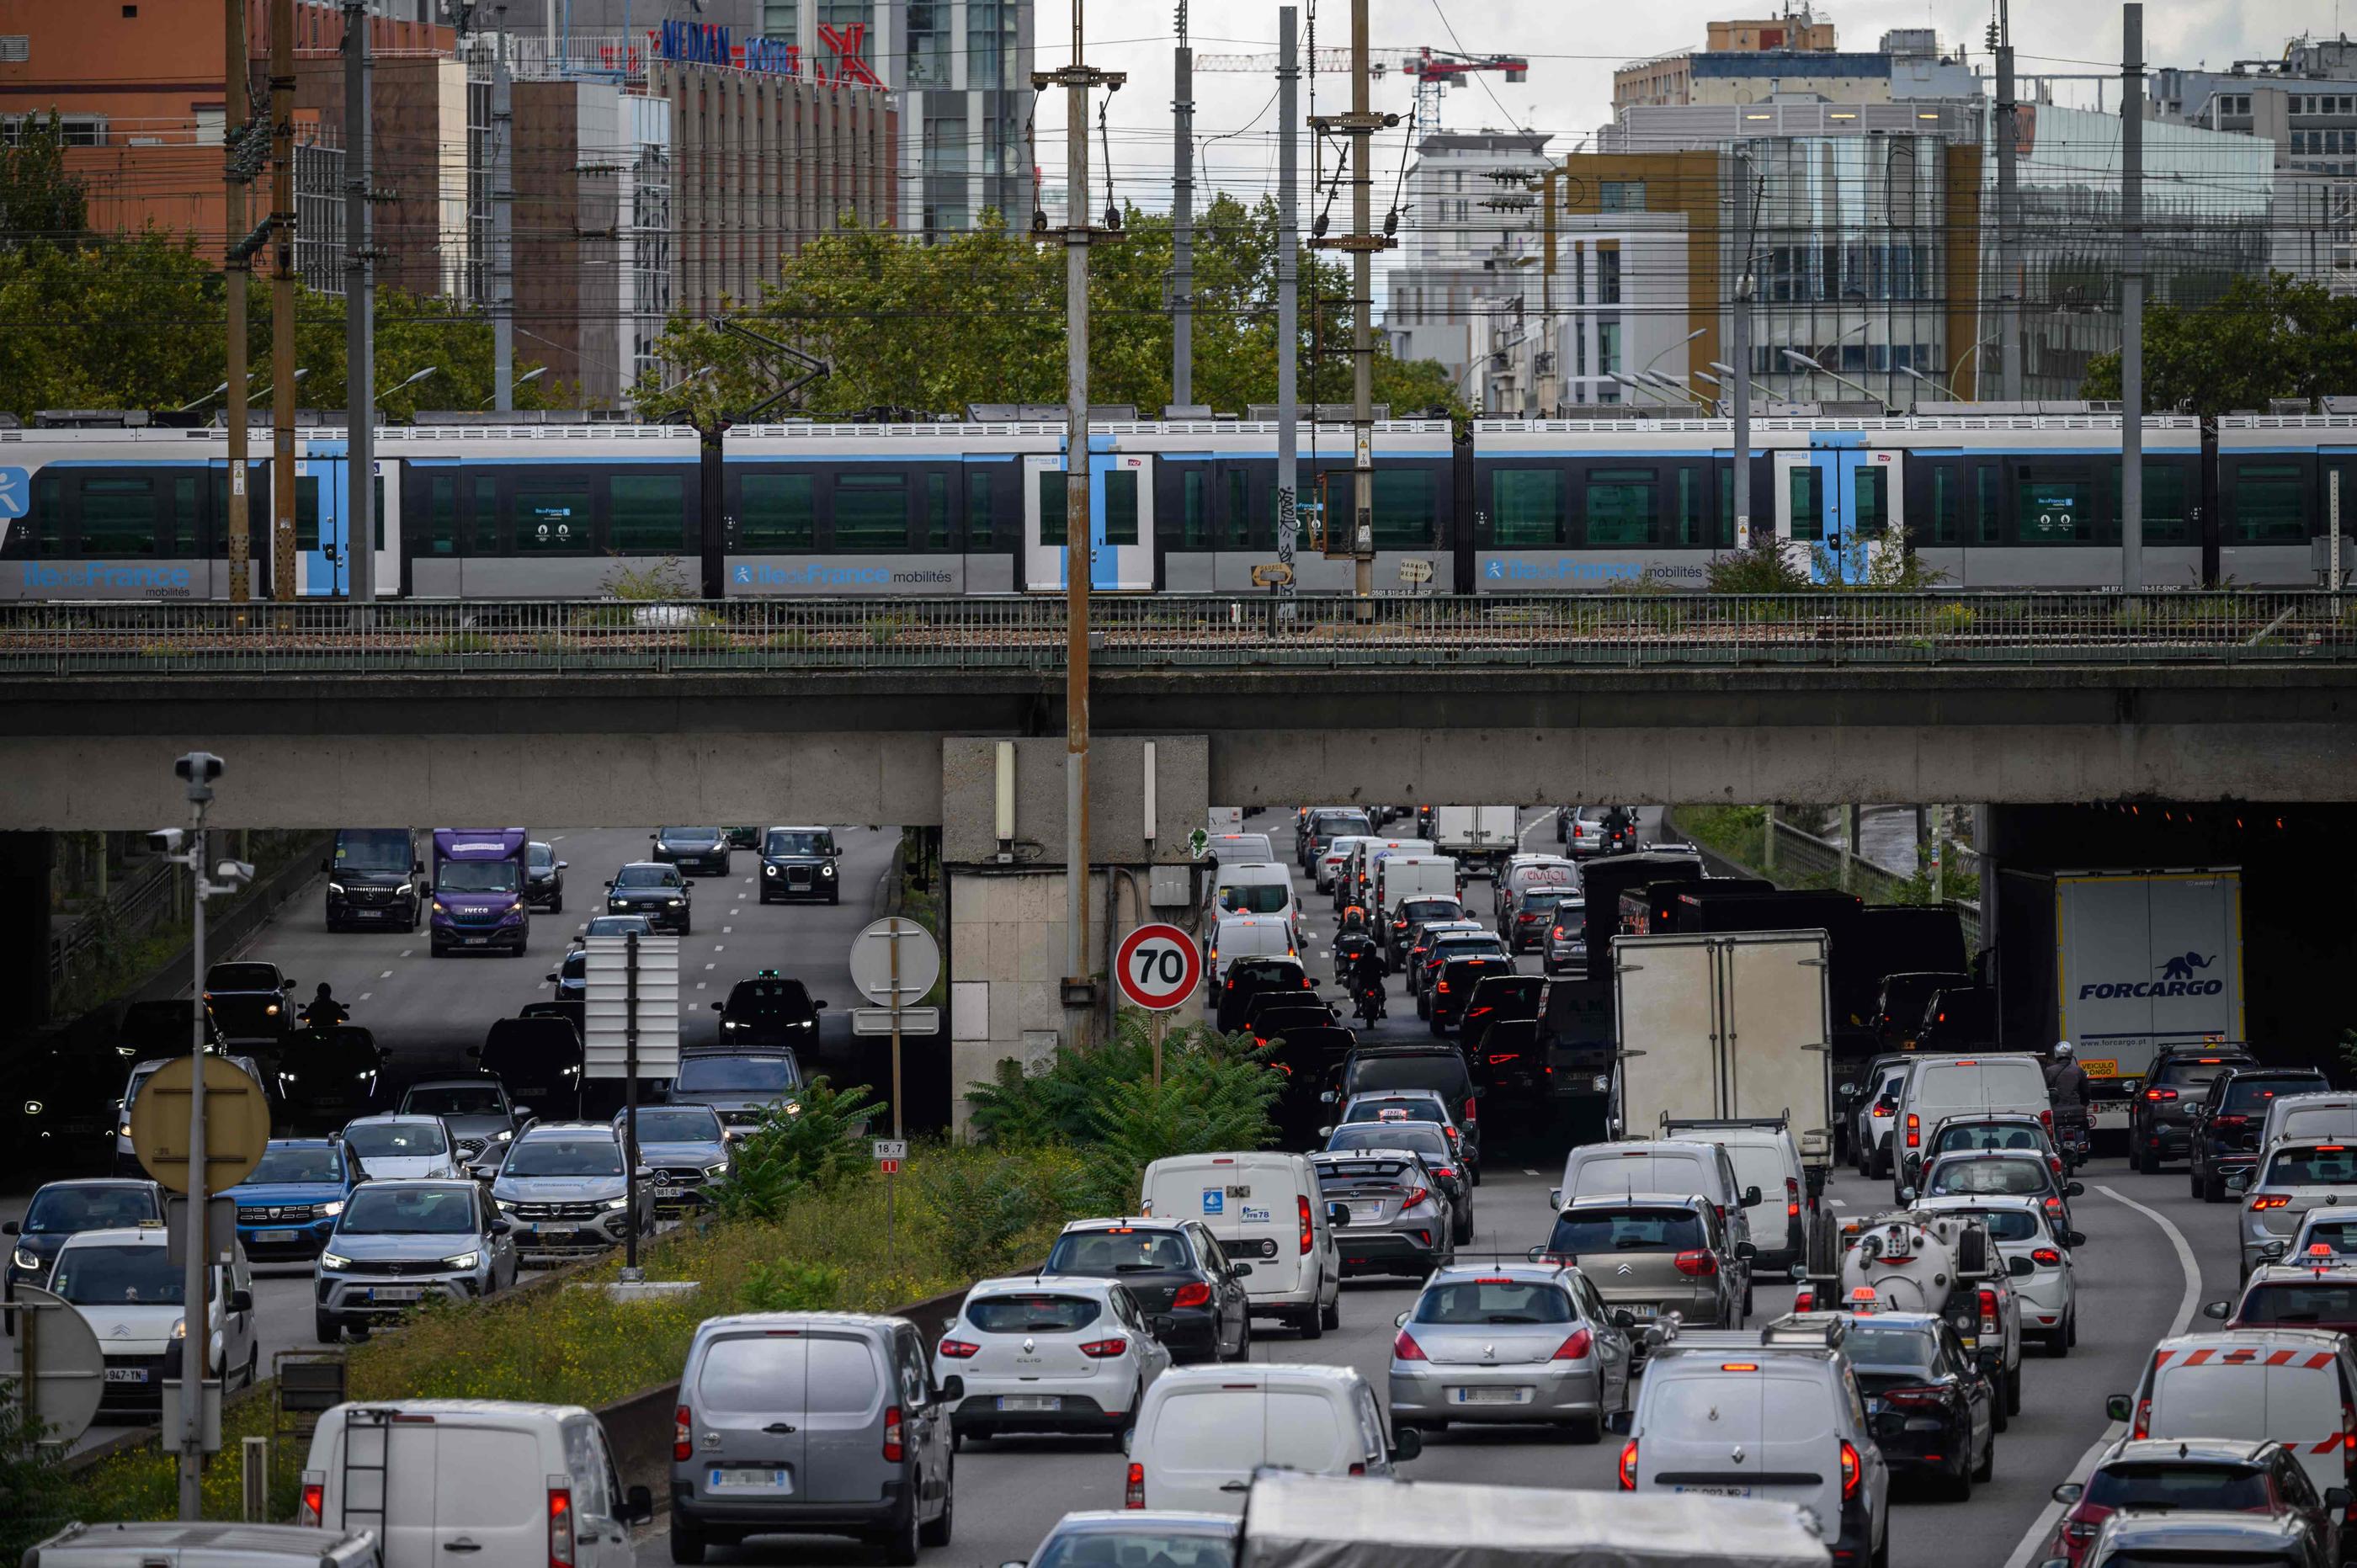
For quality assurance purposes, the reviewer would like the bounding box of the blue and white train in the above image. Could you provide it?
[0,410,2348,600]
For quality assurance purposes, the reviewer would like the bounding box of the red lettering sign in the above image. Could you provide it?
[817,21,882,86]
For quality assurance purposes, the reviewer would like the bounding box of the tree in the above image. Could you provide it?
[2082,271,2357,417]
[0,113,87,250]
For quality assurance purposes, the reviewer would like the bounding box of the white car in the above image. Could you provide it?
[935,1274,1173,1448]
[1914,1193,2082,1355]
[341,1114,460,1180]
[50,1225,258,1417]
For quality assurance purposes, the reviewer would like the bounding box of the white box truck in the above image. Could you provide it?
[1428,806,1519,877]
[1611,930,1834,1157]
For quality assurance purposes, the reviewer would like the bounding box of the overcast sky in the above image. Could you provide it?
[1035,0,2343,214]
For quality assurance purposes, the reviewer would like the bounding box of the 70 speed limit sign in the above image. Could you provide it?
[1115,922,1203,1011]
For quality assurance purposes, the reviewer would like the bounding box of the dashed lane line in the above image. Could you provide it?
[378,970,392,980]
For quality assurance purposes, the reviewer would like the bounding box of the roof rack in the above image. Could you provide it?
[1660,1311,1848,1353]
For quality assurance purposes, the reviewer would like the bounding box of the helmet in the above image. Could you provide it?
[2052,1039,2075,1060]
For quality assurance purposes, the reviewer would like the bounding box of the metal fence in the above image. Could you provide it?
[3,591,2351,677]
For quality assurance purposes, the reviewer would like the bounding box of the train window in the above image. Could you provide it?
[1222,467,1252,548]
[1929,465,1960,545]
[1372,469,1434,548]
[1584,468,1655,546]
[2014,465,2094,544]
[426,475,462,555]
[1104,469,1140,545]
[1972,465,2001,545]
[1785,467,1823,543]
[1852,466,1888,536]
[925,473,952,549]
[514,479,591,554]
[2104,461,2190,544]
[966,468,997,549]
[293,476,320,551]
[31,471,62,555]
[79,476,162,555]
[2227,463,2306,542]
[1038,470,1067,547]
[609,475,688,555]
[474,477,500,552]
[173,477,199,555]
[1177,468,1209,548]
[1492,469,1564,545]
[740,473,816,550]
[833,473,909,550]
[1674,467,1711,546]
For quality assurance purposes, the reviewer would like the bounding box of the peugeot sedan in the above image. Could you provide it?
[313,1178,518,1341]
[1388,1262,1632,1440]
[605,862,694,934]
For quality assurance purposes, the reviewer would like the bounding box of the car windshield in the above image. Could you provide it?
[2265,1147,2357,1186]
[439,860,521,894]
[584,917,650,936]
[1842,1322,1940,1372]
[615,865,679,889]
[341,1187,479,1235]
[2237,1282,2357,1324]
[2084,1463,2273,1512]
[1546,1208,1705,1253]
[207,964,278,991]
[2300,1220,2357,1253]
[1316,814,1372,837]
[1431,938,1503,959]
[346,1122,450,1157]
[1327,1124,1450,1158]
[1926,1159,2048,1196]
[1227,960,1302,989]
[51,1243,180,1305]
[559,952,586,981]
[2227,1078,2324,1111]
[244,1147,344,1185]
[333,830,411,874]
[528,843,556,867]
[1516,891,1570,913]
[726,981,816,1019]
[1219,883,1290,915]
[504,1136,623,1177]
[662,828,721,845]
[630,1108,722,1142]
[405,1086,507,1118]
[1045,1228,1194,1273]
[1032,1531,1236,1568]
[673,1056,800,1092]
[1939,1124,2047,1155]
[966,1294,1104,1333]
[1350,1057,1468,1097]
[1413,1278,1572,1325]
[764,830,833,856]
[1947,1209,2045,1242]
[24,1186,157,1233]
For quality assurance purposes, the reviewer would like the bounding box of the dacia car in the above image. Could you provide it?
[490,1122,653,1262]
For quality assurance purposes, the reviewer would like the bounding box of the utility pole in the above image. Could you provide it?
[1035,3,1123,1029]
[492,13,515,411]
[2120,2,2145,591]
[224,0,252,603]
[269,0,297,604]
[343,0,375,603]
[1170,1,1194,408]
[1994,0,2022,401]
[1275,8,1300,610]
[1731,146,1753,550]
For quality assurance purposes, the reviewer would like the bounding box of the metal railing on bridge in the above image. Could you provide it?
[2,592,2351,678]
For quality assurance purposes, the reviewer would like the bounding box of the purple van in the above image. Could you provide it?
[428,828,531,957]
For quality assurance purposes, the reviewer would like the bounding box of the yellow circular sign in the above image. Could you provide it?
[126,1054,272,1194]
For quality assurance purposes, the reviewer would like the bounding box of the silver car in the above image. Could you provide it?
[1388,1262,1634,1440]
[490,1121,654,1263]
[619,1103,732,1215]
[313,1178,518,1342]
[2237,1139,2357,1281]
[1311,1149,1456,1278]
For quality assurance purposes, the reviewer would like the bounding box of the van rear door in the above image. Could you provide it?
[323,1411,439,1568]
[2267,1355,2352,1497]
[1261,1385,1352,1478]
[800,1332,891,1504]
[2147,1351,2274,1447]
[433,1419,550,1565]
[691,1331,811,1499]
[1642,1370,1765,1496]
[1145,1385,1266,1512]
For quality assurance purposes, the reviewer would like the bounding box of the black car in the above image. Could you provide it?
[472,1017,585,1121]
[2191,1066,2331,1202]
[1042,1219,1253,1363]
[604,862,693,933]
[711,971,825,1048]
[1339,1044,1482,1175]
[667,1050,804,1138]
[547,948,586,1002]
[323,827,423,932]
[524,842,568,912]
[1845,1313,1996,1498]
[116,998,228,1060]
[269,1025,386,1134]
[1458,974,1541,1060]
[758,825,842,905]
[2131,1044,2259,1173]
[1262,1025,1358,1147]
[1429,953,1513,1035]
[1215,956,1314,1034]
[1871,970,1973,1054]
[650,827,732,880]
[1916,986,1998,1052]
[1386,896,1467,970]
[202,961,296,1041]
[5,1177,163,1288]
[1471,1018,1547,1111]
[721,827,763,850]
[1241,991,1339,1039]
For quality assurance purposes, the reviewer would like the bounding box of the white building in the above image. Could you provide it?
[1384,128,1553,406]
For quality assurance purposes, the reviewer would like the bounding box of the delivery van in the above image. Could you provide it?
[1141,1152,1340,1337]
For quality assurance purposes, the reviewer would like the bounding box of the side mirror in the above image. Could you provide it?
[1527,1246,1547,1262]
[1317,1127,1335,1140]
[1734,1241,1756,1261]
[2063,1181,2086,1198]
[1742,1185,1763,1207]
[2225,1170,2253,1193]
[1897,1187,1916,1204]
[465,1045,482,1060]
[1327,1203,1352,1227]
[2009,1255,2035,1278]
[2202,1298,2232,1320]
[556,860,569,871]
[711,1002,725,1011]
[2105,1393,2132,1422]
[1318,1092,1337,1105]
[2050,1481,2085,1506]
[1389,1426,1423,1463]
[491,1219,513,1236]
[283,979,299,991]
[1230,1262,1253,1278]
[413,860,425,875]
[1604,1410,1635,1437]
[1612,1309,1636,1330]
[635,1167,654,1180]
[683,881,695,890]
[603,880,615,890]
[1121,1428,1134,1457]
[1395,1310,1411,1328]
[1,1221,17,1236]
[620,1486,655,1526]
[321,859,333,874]
[939,1375,965,1403]
[1834,1083,1858,1103]
[228,1288,253,1314]
[2065,1230,2088,1248]
[2328,1487,2351,1513]
[1547,1188,1562,1209]
[815,999,829,1010]
[513,1106,533,1122]
[545,974,561,984]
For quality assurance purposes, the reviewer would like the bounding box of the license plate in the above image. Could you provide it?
[370,1287,424,1303]
[1674,1485,1752,1497]
[1621,1304,1658,1320]
[654,1184,684,1197]
[710,1468,790,1491]
[314,1098,345,1108]
[354,910,383,919]
[462,937,489,946]
[104,1367,148,1384]
[254,1229,301,1243]
[998,1395,1061,1412]
[1346,1206,1386,1225]
[1452,1388,1530,1405]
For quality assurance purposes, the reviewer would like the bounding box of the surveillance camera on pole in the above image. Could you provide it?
[215,860,256,886]
[166,749,228,1520]
[147,827,187,856]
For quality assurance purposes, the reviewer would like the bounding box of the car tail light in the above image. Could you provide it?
[1793,1285,1816,1311]
[2132,1397,2152,1440]
[1394,1330,1428,1361]
[1464,1095,1477,1124]
[2147,1087,2178,1101]
[2063,1507,2110,1544]
[1299,1194,1314,1255]
[2253,1194,2292,1209]
[1883,1385,1945,1407]
[1839,1441,1860,1502]
[1125,1462,1146,1508]
[1785,1176,1801,1219]
[1618,1439,1639,1490]
[673,1405,693,1461]
[2031,1247,2062,1266]
[2341,1401,2355,1456]
[1437,981,1450,994]
[1977,1288,1998,1337]
[1401,1185,1432,1209]
[2039,1107,2053,1129]
[1550,925,1566,940]
[2216,1114,2248,1129]
[882,1406,904,1463]
[1080,1337,1130,1358]
[547,1479,575,1568]
[2045,1195,2066,1215]
[1905,1112,1920,1149]
[1171,1282,1211,1310]
[300,1475,325,1528]
[937,1337,981,1358]
[1553,1328,1593,1360]
[1673,1250,1717,1277]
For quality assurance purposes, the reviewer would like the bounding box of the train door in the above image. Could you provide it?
[1021,445,1156,591]
[1772,438,1900,584]
[294,444,346,597]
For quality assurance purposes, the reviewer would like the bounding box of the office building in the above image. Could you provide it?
[1383,129,1554,405]
[1615,10,1840,112]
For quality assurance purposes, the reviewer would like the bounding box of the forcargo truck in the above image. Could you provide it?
[428,828,531,957]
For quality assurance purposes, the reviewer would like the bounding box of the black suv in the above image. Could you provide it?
[2131,1043,2258,1173]
[1456,973,1540,1057]
[2190,1065,2331,1202]
[1429,953,1512,1036]
[524,842,568,912]
[1215,956,1313,1034]
[710,971,825,1048]
[1041,1219,1254,1363]
[650,827,731,879]
[202,961,296,1041]
[1872,970,1973,1054]
[758,826,841,905]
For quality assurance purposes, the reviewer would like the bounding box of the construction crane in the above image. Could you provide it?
[1194,43,1530,134]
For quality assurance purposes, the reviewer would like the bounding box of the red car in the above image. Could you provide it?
[2047,1438,2344,1568]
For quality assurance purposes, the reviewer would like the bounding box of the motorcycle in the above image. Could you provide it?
[2053,1103,2094,1171]
[1350,976,1386,1027]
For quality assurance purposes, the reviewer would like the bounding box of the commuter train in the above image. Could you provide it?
[1,409,2349,601]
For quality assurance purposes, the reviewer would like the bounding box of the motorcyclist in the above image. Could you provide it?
[1601,805,1637,852]
[1345,942,1387,1021]
[2042,1039,2091,1108]
[298,982,349,1030]
[1338,904,1370,938]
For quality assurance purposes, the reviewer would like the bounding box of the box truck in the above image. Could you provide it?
[1427,805,1519,877]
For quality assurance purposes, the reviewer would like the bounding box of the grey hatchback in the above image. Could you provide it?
[670,1311,960,1566]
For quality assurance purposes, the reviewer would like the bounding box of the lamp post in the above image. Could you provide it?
[1707,359,1781,404]
[1639,326,1709,380]
[1642,370,1714,412]
[246,368,308,406]
[1780,348,1888,411]
[375,365,439,409]
[479,365,548,408]
[1609,371,1683,407]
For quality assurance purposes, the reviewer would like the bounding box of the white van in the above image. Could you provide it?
[2260,1092,2357,1151]
[1338,838,1434,912]
[301,1401,650,1568]
[1207,912,1296,989]
[1212,863,1299,943]
[1125,1365,1408,1514]
[2118,1330,2357,1502]
[1556,1140,1755,1294]
[1141,1152,1341,1337]
[1375,856,1459,921]
[1204,832,1274,865]
[1895,1055,2051,1190]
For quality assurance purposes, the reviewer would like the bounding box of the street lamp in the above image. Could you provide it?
[479,364,549,408]
[1609,371,1683,408]
[177,382,230,414]
[246,368,309,405]
[1780,348,1888,410]
[376,365,439,407]
[1639,326,1710,379]
[1643,370,1714,412]
[1707,359,1781,404]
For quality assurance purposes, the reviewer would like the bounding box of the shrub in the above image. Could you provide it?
[1705,535,1814,594]
[705,1077,881,1221]
[966,1011,1274,1151]
[907,1145,1088,1279]
[741,1258,849,1312]
[600,555,694,601]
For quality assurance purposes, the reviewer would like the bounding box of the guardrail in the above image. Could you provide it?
[2,591,2350,677]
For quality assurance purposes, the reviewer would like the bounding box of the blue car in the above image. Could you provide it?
[221,1139,357,1262]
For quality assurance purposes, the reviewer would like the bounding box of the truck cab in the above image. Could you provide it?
[428,828,531,957]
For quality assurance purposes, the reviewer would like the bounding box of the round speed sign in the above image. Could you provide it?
[1115,922,1203,1011]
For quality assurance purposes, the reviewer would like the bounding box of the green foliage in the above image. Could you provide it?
[2083,271,2357,417]
[1674,804,1769,868]
[630,197,1463,422]
[705,1077,881,1221]
[740,1257,849,1312]
[907,1145,1089,1279]
[0,1380,75,1561]
[599,555,696,600]
[0,112,87,249]
[1705,534,1815,593]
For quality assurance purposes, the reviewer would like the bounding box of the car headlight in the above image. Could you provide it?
[495,1199,519,1213]
[763,864,778,876]
[783,1101,803,1117]
[442,1252,481,1271]
[396,884,413,896]
[327,881,346,895]
[820,863,836,877]
[667,898,684,906]
[601,1197,629,1211]
[118,1122,132,1139]
[172,1317,188,1339]
[704,1162,730,1178]
[432,900,448,915]
[722,1019,739,1029]
[495,1129,513,1142]
[317,1200,344,1218]
[320,1251,352,1271]
[265,1002,280,1016]
[11,1246,39,1272]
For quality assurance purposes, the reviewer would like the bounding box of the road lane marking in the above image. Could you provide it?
[400,949,413,959]
[695,981,707,990]
[1999,1183,2202,1568]
[379,970,392,979]
[713,945,723,953]
[358,992,372,1002]
[722,927,732,934]
[705,962,716,970]
[1519,810,1554,846]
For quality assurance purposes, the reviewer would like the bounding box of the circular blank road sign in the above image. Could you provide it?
[849,917,942,1007]
[1116,922,1202,1012]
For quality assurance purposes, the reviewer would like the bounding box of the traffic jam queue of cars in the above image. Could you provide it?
[26,809,2357,1568]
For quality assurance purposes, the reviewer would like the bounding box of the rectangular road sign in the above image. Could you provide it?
[872,1140,908,1161]
[583,934,681,1077]
[852,1006,940,1036]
